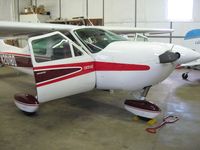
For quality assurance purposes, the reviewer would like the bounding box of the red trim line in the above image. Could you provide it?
[35,61,150,87]
[36,67,94,87]
[0,52,30,57]
[34,61,150,71]
[35,67,81,83]
[95,62,150,71]
[33,62,93,70]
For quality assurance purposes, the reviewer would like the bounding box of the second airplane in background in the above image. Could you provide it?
[179,29,200,79]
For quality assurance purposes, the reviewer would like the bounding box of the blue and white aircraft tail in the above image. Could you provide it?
[181,29,200,79]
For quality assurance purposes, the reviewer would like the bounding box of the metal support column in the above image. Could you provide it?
[17,0,20,21]
[59,0,62,19]
[86,0,88,18]
[102,0,104,26]
[35,0,37,7]
[134,0,137,27]
[170,21,173,43]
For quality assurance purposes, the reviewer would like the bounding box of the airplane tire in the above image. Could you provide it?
[22,111,37,116]
[182,73,188,80]
[14,93,39,116]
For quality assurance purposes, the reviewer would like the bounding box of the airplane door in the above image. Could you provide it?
[28,31,95,103]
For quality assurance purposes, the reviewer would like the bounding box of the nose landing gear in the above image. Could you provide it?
[124,86,161,119]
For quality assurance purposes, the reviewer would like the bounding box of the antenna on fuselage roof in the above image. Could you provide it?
[86,18,94,26]
[72,16,94,26]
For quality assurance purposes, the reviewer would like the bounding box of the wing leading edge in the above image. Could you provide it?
[0,21,76,38]
[0,21,174,38]
[96,26,174,35]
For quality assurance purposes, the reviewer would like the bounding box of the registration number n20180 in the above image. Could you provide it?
[0,54,17,66]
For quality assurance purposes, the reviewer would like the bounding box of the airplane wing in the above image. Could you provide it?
[181,60,200,67]
[97,26,174,35]
[0,21,76,38]
[0,21,174,38]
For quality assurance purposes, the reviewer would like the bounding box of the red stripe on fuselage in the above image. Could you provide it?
[36,66,94,87]
[35,62,95,87]
[95,62,150,71]
[0,52,150,86]
[34,62,150,87]
[34,62,150,71]
[0,52,30,57]
[33,62,94,70]
[0,52,32,67]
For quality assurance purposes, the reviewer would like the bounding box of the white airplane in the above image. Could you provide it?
[180,29,200,79]
[0,21,199,119]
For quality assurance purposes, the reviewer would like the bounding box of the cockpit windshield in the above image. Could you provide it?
[74,28,127,53]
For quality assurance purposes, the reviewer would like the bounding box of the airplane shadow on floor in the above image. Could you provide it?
[175,81,200,101]
[66,94,133,121]
[0,72,35,93]
[36,92,134,127]
[182,78,200,83]
[20,95,134,131]
[0,71,134,126]
[0,71,24,78]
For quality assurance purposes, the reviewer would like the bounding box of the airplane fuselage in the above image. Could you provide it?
[0,40,175,92]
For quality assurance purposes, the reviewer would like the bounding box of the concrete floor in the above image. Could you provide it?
[0,67,200,150]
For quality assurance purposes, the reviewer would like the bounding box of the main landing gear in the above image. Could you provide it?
[182,72,189,80]
[14,93,39,115]
[124,86,161,119]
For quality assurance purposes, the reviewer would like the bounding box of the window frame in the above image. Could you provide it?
[28,31,87,64]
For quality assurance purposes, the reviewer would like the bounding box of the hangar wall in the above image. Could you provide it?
[0,0,31,21]
[33,0,200,47]
[0,0,17,21]
[0,0,199,48]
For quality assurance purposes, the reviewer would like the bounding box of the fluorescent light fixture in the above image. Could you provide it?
[168,0,193,21]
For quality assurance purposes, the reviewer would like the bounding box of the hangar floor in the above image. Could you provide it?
[0,67,200,150]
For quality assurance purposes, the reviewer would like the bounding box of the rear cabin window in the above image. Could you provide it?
[31,34,72,63]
